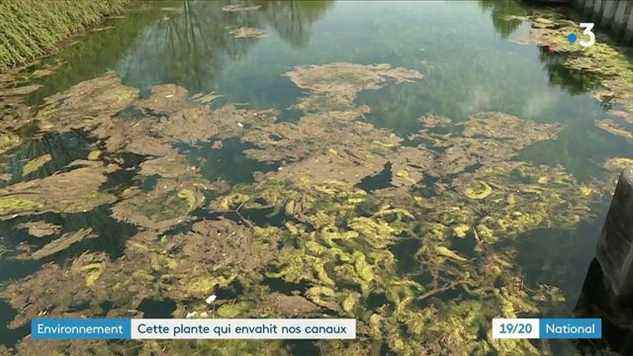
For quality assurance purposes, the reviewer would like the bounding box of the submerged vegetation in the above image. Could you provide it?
[0,0,632,355]
[499,6,633,143]
[0,61,606,354]
[0,0,128,69]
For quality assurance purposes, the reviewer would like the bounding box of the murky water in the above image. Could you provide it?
[1,0,633,354]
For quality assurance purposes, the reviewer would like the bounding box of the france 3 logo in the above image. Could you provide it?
[567,23,595,48]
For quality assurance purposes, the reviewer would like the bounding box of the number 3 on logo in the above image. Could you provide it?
[579,23,595,48]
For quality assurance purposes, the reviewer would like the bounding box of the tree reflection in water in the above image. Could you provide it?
[478,0,527,39]
[117,0,333,93]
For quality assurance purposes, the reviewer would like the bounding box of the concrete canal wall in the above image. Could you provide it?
[571,0,633,41]
[596,169,633,301]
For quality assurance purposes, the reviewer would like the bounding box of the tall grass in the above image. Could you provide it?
[0,0,128,70]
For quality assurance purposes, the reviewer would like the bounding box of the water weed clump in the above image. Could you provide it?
[0,160,117,219]
[597,110,633,142]
[229,27,267,39]
[0,0,128,69]
[510,9,633,141]
[16,220,61,238]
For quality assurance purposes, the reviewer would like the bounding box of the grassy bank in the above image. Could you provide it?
[0,0,128,70]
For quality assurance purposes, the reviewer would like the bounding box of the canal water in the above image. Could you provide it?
[1,0,632,354]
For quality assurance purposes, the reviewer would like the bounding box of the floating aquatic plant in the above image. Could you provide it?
[16,220,61,238]
[0,52,615,355]
[0,131,21,154]
[21,153,52,176]
[221,4,261,13]
[229,27,267,39]
[596,110,633,142]
[0,160,117,219]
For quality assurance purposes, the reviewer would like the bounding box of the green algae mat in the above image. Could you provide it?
[1,1,633,355]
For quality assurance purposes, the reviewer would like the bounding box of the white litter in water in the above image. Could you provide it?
[205,294,217,304]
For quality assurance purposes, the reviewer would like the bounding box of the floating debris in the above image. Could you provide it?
[30,69,54,79]
[135,84,192,115]
[463,112,559,142]
[138,153,192,179]
[0,84,42,97]
[414,112,561,175]
[36,72,138,133]
[21,154,52,176]
[87,150,102,161]
[605,157,633,173]
[0,160,118,219]
[205,294,217,305]
[463,180,493,200]
[1,252,112,328]
[596,111,633,141]
[111,179,205,231]
[285,62,423,113]
[418,114,452,128]
[190,91,221,105]
[154,105,273,143]
[229,27,267,39]
[260,293,320,316]
[241,112,427,188]
[0,131,21,154]
[389,146,435,188]
[91,26,114,33]
[222,4,262,12]
[286,63,423,97]
[28,228,96,260]
[597,119,633,141]
[438,161,596,241]
[16,221,61,237]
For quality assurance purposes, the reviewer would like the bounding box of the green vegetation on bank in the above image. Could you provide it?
[0,0,128,69]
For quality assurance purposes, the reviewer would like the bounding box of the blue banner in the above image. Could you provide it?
[539,318,601,339]
[31,318,131,340]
